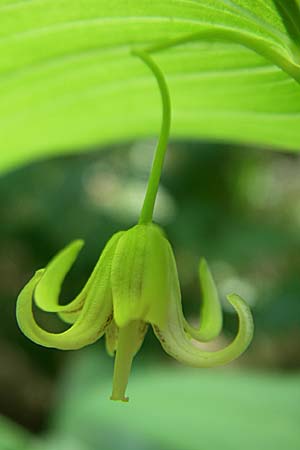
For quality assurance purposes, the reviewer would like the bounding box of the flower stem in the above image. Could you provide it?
[132,50,171,224]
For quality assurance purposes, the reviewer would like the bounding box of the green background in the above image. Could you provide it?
[1,1,300,449]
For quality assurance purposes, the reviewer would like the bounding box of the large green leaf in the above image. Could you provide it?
[1,0,300,172]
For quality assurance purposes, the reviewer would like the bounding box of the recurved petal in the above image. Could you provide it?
[16,232,124,350]
[183,258,223,342]
[34,240,85,323]
[35,233,123,324]
[16,269,112,350]
[153,244,254,367]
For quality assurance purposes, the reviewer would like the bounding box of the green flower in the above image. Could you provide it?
[16,49,254,402]
[17,222,253,401]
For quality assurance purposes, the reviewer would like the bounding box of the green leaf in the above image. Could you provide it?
[1,0,300,172]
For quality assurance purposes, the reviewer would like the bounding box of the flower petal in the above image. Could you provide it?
[183,258,223,342]
[16,233,123,350]
[34,234,123,324]
[34,240,86,323]
[153,245,254,367]
[111,224,171,328]
[16,269,109,349]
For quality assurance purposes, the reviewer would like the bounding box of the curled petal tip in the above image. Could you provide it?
[227,292,245,304]
[184,257,222,342]
[35,268,45,276]
[71,238,85,248]
[154,246,254,368]
[34,239,86,313]
[16,269,113,350]
[226,292,254,343]
[70,239,85,254]
[199,257,208,270]
[16,234,124,350]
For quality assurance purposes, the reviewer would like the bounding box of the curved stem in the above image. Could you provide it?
[132,50,171,224]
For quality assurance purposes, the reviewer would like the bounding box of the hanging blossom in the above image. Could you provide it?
[16,50,254,402]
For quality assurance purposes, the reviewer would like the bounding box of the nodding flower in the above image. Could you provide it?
[16,50,254,402]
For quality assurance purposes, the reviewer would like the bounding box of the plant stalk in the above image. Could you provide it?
[132,50,171,224]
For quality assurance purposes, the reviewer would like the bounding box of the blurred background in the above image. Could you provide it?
[0,140,299,450]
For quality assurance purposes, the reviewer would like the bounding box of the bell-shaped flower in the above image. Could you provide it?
[17,222,253,401]
[16,48,254,402]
